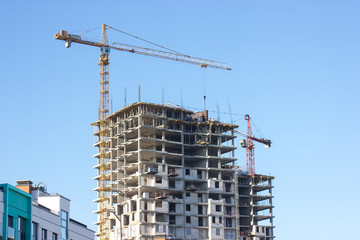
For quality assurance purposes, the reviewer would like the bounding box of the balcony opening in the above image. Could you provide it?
[169,215,176,225]
[226,219,232,227]
[156,213,164,222]
[169,203,176,213]
[226,207,232,215]
[156,201,162,208]
[198,206,203,215]
[169,179,175,189]
[216,205,222,212]
[156,177,162,184]
[198,217,204,227]
[197,170,202,179]
[124,215,130,226]
[131,201,137,211]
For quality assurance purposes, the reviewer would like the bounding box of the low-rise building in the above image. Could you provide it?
[0,183,32,240]
[0,180,94,240]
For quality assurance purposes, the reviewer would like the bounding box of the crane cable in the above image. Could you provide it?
[203,68,207,110]
[250,118,265,139]
[74,25,188,57]
[108,25,189,56]
[79,26,101,36]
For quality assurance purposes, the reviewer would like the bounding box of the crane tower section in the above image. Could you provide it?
[245,114,255,175]
[98,24,111,240]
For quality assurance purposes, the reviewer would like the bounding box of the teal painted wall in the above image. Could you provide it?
[0,184,32,240]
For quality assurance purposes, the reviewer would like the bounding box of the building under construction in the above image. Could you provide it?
[237,174,275,239]
[92,102,274,240]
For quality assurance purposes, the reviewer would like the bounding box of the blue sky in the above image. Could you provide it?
[1,1,359,239]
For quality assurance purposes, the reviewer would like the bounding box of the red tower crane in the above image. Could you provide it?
[235,114,271,176]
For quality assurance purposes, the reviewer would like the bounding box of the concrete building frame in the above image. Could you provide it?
[93,102,238,240]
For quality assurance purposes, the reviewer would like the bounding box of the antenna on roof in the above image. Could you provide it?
[36,182,47,192]
[162,87,165,105]
[203,68,207,110]
[180,90,183,108]
[204,96,207,110]
[228,99,233,124]
[216,102,220,121]
[124,87,127,107]
[138,82,141,102]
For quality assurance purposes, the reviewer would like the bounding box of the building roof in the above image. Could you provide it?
[110,102,195,117]
[91,101,239,130]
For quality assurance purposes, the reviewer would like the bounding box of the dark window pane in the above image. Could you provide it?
[8,216,13,228]
[8,216,14,239]
[18,217,26,240]
[32,222,38,240]
[41,229,47,240]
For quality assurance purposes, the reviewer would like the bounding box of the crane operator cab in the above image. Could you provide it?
[65,40,72,48]
[101,46,110,55]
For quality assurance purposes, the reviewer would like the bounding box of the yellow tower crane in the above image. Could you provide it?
[54,24,231,240]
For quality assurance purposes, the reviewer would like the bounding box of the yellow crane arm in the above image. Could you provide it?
[111,42,231,70]
[54,30,232,70]
[54,30,103,47]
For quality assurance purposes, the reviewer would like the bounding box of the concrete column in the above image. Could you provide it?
[250,177,254,227]
[181,116,185,240]
[269,179,273,227]
[123,119,127,192]
[137,106,142,238]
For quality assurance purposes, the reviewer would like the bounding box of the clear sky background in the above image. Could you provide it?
[1,1,359,239]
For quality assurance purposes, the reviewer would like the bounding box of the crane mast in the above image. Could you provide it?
[54,24,231,240]
[245,114,255,175]
[98,24,110,240]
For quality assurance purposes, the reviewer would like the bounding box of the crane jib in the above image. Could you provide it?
[54,31,232,70]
